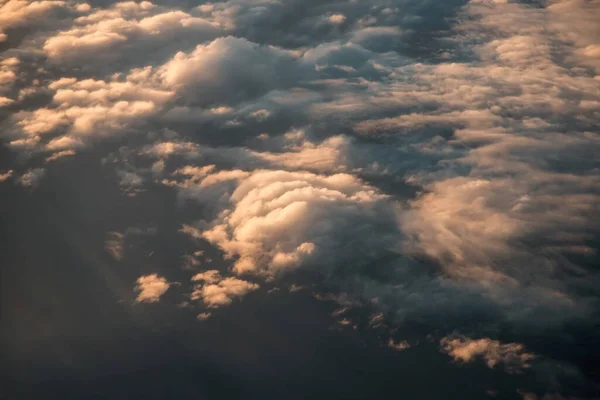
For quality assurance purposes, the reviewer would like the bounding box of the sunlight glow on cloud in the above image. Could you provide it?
[191,270,258,307]
[440,335,536,374]
[135,273,170,303]
[1,0,599,396]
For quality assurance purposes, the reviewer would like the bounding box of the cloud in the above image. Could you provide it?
[251,133,350,173]
[196,312,211,321]
[43,2,221,69]
[139,121,595,329]
[328,14,346,24]
[190,270,258,308]
[18,168,45,188]
[388,338,411,351]
[0,170,13,182]
[440,335,536,373]
[134,273,170,303]
[0,0,68,41]
[10,74,174,151]
[118,170,144,188]
[45,136,83,152]
[191,270,222,284]
[155,35,311,106]
[45,149,76,162]
[105,231,125,261]
[190,169,398,277]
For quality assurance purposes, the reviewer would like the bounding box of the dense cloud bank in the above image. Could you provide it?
[1,0,599,398]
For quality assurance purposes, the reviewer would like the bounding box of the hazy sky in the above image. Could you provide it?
[1,0,599,399]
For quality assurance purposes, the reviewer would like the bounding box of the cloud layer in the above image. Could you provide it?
[1,0,599,397]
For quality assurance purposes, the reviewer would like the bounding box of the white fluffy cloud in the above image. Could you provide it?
[190,270,258,307]
[134,273,170,303]
[185,169,397,277]
[388,338,410,351]
[156,35,310,106]
[0,0,67,40]
[43,2,221,66]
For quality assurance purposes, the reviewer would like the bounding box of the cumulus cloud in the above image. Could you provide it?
[45,149,76,162]
[196,312,211,321]
[10,74,173,147]
[0,57,19,97]
[156,35,310,106]
[43,2,221,68]
[188,169,398,277]
[0,0,68,41]
[134,273,170,303]
[440,335,536,373]
[190,270,258,308]
[105,227,157,260]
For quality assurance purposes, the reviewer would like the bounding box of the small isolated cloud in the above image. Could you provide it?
[105,231,125,260]
[135,273,170,303]
[0,170,13,183]
[328,14,346,24]
[45,149,75,162]
[42,1,220,68]
[249,109,270,121]
[182,253,202,269]
[0,0,67,42]
[190,270,258,308]
[18,168,45,188]
[388,338,411,351]
[196,312,212,321]
[156,36,310,106]
[118,170,144,187]
[368,313,386,329]
[440,335,536,373]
